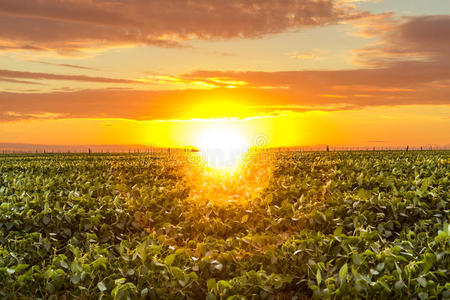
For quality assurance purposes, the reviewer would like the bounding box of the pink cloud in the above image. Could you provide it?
[0,0,365,54]
[353,15,450,66]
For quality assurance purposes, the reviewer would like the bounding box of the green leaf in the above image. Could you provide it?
[394,280,403,290]
[376,263,385,272]
[43,202,51,214]
[164,254,176,266]
[334,226,343,236]
[352,254,362,265]
[97,281,107,292]
[60,261,69,269]
[417,277,427,288]
[207,278,217,293]
[206,293,217,300]
[93,257,108,270]
[218,280,232,289]
[378,280,391,292]
[141,288,149,297]
[46,282,55,293]
[339,263,348,281]
[15,264,29,273]
[70,274,80,285]
[42,216,50,225]
[316,269,322,286]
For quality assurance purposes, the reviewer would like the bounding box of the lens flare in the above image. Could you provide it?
[183,149,274,206]
[196,126,249,170]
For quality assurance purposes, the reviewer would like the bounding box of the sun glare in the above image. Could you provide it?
[196,126,249,169]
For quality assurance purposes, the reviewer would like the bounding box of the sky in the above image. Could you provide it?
[0,0,449,148]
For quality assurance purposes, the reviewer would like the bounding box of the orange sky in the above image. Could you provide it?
[0,0,449,148]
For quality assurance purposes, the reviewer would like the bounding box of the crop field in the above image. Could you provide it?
[0,151,449,299]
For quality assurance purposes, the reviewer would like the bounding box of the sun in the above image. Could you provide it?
[196,125,249,169]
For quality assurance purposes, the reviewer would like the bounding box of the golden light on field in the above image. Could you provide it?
[196,125,249,170]
[184,149,274,207]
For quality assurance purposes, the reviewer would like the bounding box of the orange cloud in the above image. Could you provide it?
[352,15,450,67]
[0,69,151,85]
[1,14,449,123]
[0,0,366,54]
[138,74,248,89]
[1,63,449,122]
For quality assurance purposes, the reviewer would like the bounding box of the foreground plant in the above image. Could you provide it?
[0,151,448,299]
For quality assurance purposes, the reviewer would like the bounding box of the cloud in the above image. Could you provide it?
[1,111,62,122]
[1,13,449,122]
[0,89,201,122]
[290,49,325,59]
[28,60,101,71]
[0,69,151,84]
[1,61,449,123]
[148,14,449,110]
[353,15,450,67]
[0,0,366,54]
[0,77,42,85]
[0,44,47,51]
[2,11,450,122]
[138,74,248,89]
[183,60,450,95]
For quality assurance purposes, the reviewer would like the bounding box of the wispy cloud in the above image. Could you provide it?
[138,74,248,89]
[320,94,347,99]
[28,60,101,71]
[290,49,325,59]
[0,77,42,85]
[2,111,63,122]
[0,69,151,85]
